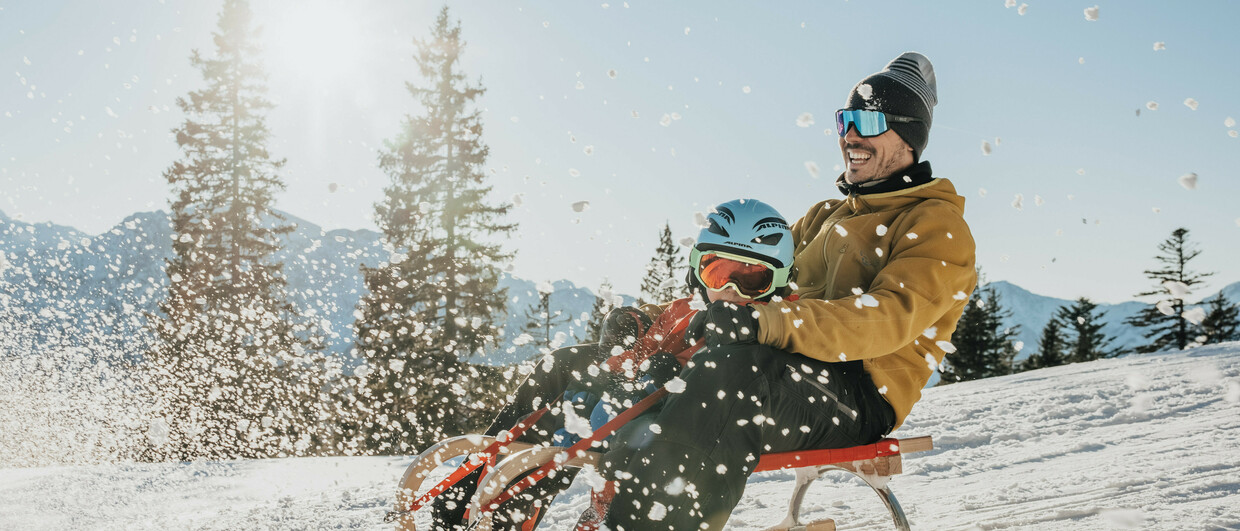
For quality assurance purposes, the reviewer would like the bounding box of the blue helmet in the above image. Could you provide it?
[690,199,793,299]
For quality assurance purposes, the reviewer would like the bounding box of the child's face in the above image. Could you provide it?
[705,287,756,305]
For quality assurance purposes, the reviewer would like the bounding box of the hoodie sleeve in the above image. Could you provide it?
[754,201,977,362]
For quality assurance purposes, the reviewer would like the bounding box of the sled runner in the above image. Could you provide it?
[391,432,933,530]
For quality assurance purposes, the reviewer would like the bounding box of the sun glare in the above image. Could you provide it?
[263,0,371,90]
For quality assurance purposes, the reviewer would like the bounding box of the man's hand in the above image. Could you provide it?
[686,301,760,348]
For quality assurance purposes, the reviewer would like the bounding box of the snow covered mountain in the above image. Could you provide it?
[0,209,630,366]
[1,208,1234,366]
[3,341,1236,530]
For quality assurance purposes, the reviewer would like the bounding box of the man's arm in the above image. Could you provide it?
[754,204,976,362]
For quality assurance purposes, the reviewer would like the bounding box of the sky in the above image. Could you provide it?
[1,0,1238,304]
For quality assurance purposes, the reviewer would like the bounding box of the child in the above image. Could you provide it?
[432,198,795,531]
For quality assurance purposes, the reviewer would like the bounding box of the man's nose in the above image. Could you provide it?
[843,124,863,143]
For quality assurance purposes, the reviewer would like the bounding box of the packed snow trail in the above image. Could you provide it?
[2,344,1238,530]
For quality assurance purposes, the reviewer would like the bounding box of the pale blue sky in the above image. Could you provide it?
[2,0,1237,303]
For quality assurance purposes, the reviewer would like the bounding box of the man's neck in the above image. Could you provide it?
[836,161,934,196]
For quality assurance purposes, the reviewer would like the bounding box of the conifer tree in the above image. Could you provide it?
[939,280,1018,383]
[1019,319,1066,371]
[150,0,325,460]
[639,222,687,305]
[1057,297,1118,362]
[1199,293,1240,345]
[522,283,569,354]
[352,7,516,455]
[584,280,616,343]
[1126,228,1213,353]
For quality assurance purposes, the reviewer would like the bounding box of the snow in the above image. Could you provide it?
[1084,5,1099,21]
[5,346,1237,529]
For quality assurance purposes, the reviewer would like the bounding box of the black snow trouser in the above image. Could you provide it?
[431,343,606,530]
[603,343,896,531]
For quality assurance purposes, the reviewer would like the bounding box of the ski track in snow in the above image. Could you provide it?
[3,345,1239,530]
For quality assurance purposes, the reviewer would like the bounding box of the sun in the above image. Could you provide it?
[260,0,372,91]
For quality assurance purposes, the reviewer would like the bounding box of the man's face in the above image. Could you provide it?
[839,123,915,184]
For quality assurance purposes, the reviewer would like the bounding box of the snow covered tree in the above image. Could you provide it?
[939,279,1018,383]
[583,279,616,343]
[1057,297,1118,362]
[639,222,687,305]
[1126,228,1214,353]
[1019,319,1067,371]
[149,0,327,461]
[352,7,516,455]
[1198,293,1240,345]
[522,283,569,354]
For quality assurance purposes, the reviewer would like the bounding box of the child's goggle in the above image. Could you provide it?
[695,252,777,299]
[835,109,922,138]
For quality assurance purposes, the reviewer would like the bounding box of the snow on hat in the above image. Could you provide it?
[845,52,938,161]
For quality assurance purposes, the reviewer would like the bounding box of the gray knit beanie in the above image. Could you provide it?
[845,52,938,161]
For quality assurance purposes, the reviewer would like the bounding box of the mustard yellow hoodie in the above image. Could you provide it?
[753,176,977,430]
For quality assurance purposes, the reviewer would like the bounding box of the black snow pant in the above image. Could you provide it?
[603,343,896,531]
[431,343,607,530]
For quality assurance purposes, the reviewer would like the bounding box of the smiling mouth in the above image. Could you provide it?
[847,149,873,167]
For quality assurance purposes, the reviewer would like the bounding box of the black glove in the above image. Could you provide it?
[640,351,682,388]
[597,306,653,355]
[686,301,760,348]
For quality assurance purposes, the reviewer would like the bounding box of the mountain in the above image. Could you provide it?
[0,209,631,366]
[1,208,1235,366]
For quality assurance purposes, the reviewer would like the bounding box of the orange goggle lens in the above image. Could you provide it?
[697,253,775,298]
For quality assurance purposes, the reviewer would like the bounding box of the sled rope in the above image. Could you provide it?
[478,339,704,518]
[383,406,551,523]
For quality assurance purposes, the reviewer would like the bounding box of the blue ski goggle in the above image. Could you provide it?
[835,109,922,138]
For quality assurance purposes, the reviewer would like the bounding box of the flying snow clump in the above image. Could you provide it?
[742,85,752,94]
[1182,307,1206,325]
[1153,41,1166,51]
[1018,3,1028,15]
[1012,193,1024,210]
[607,69,617,79]
[1226,117,1236,128]
[804,161,820,179]
[1163,280,1191,298]
[679,236,695,248]
[569,168,581,177]
[659,114,672,127]
[571,200,590,212]
[583,145,594,155]
[665,376,687,393]
[981,140,992,155]
[1177,172,1197,190]
[511,193,524,207]
[796,113,814,128]
[1005,0,1016,8]
[1146,102,1159,111]
[1184,98,1199,111]
[1156,300,1176,316]
[1084,5,1099,21]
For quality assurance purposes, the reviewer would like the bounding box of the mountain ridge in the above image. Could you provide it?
[1,208,1235,365]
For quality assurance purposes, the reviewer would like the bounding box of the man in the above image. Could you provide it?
[604,51,977,530]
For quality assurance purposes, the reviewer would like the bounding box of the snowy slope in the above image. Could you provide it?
[4,344,1238,530]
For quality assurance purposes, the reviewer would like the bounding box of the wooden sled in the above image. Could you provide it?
[395,435,933,530]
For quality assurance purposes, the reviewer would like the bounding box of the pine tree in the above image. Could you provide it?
[1199,293,1240,344]
[939,280,1018,384]
[639,222,687,305]
[1019,319,1067,371]
[522,283,569,354]
[1126,228,1214,353]
[149,0,325,460]
[1057,297,1118,362]
[352,7,516,455]
[584,279,616,343]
